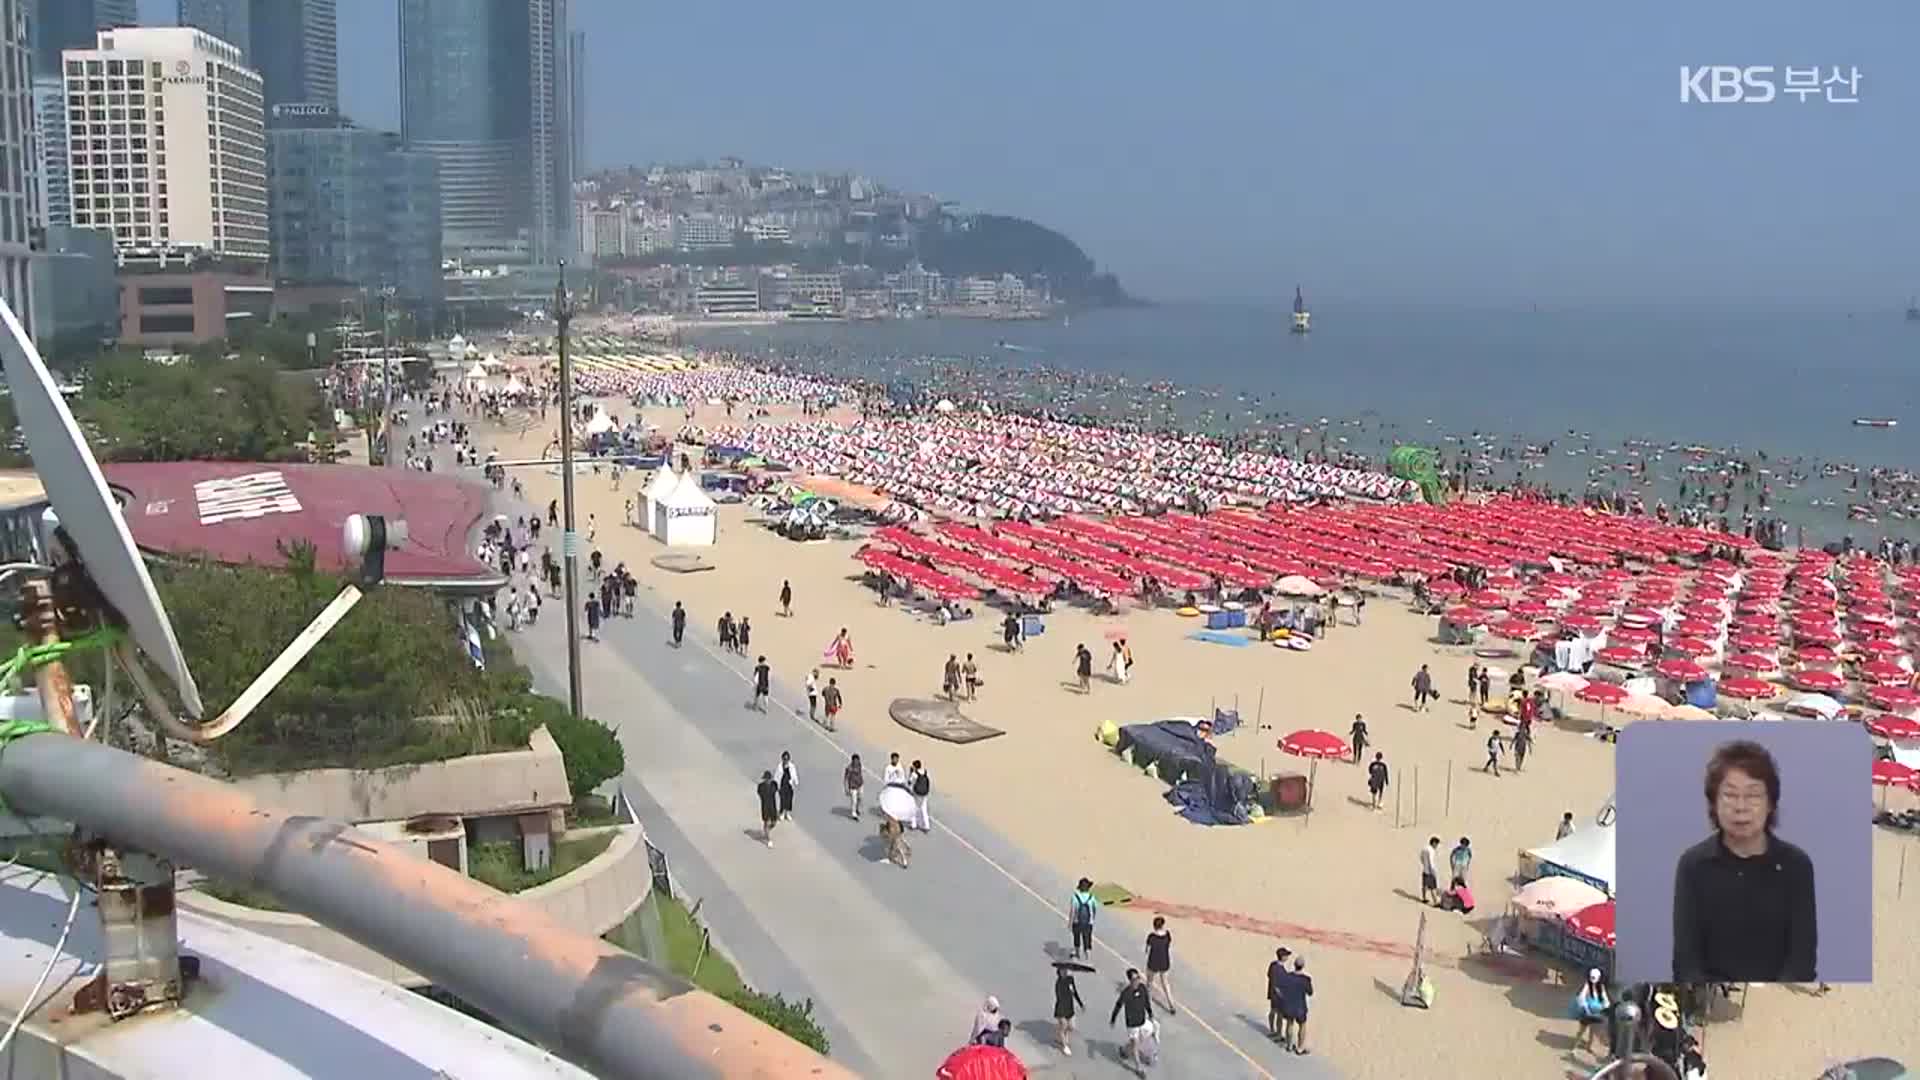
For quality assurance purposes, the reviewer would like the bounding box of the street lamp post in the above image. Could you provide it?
[379,286,397,468]
[555,263,585,718]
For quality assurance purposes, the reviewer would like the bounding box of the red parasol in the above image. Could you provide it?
[1729,632,1778,652]
[1280,729,1351,759]
[1596,644,1648,667]
[937,1044,1029,1080]
[1509,599,1553,620]
[1576,682,1630,705]
[1859,638,1906,658]
[1656,659,1707,682]
[1666,637,1714,658]
[1868,685,1920,712]
[1788,668,1845,693]
[1674,619,1720,638]
[1725,652,1778,673]
[1719,677,1779,701]
[1468,590,1508,609]
[1794,645,1840,666]
[1867,714,1920,740]
[1565,901,1617,948]
[1870,760,1918,790]
[1559,613,1604,634]
[1860,659,1910,685]
[1442,605,1487,625]
[1609,624,1657,645]
[1493,618,1544,641]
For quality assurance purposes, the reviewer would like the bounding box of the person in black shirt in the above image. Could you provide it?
[779,579,793,617]
[1366,753,1390,810]
[1051,967,1085,1056]
[1109,968,1155,1074]
[1145,916,1175,1013]
[1348,714,1368,764]
[751,657,771,712]
[755,770,779,848]
[670,601,686,647]
[1671,739,1817,983]
[1264,946,1292,1037]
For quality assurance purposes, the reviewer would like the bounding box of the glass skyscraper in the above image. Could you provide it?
[399,0,570,262]
[268,109,442,309]
[31,0,135,77]
[179,0,338,111]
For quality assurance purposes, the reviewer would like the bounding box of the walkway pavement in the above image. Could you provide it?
[456,445,1336,1076]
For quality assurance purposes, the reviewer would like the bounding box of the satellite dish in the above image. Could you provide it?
[0,299,379,740]
[0,301,202,718]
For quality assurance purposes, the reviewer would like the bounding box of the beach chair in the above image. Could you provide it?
[1478,914,1523,959]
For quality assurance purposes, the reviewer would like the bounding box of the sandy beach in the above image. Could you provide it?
[482,395,1920,1079]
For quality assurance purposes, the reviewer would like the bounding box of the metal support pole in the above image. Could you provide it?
[0,734,851,1080]
[380,288,394,468]
[556,263,585,719]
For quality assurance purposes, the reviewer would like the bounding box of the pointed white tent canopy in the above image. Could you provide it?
[652,471,717,547]
[1524,796,1615,895]
[448,334,467,352]
[464,362,488,380]
[642,466,679,526]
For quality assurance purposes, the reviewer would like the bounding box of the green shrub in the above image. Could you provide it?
[528,696,625,799]
[720,988,830,1056]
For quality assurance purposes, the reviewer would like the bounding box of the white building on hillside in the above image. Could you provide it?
[0,3,37,338]
[62,27,268,261]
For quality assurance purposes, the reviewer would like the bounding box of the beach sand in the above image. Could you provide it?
[486,397,1920,1079]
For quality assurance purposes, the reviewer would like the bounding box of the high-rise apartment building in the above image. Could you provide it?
[526,0,570,264]
[399,0,572,263]
[0,0,40,338]
[568,29,585,177]
[32,75,67,227]
[62,28,269,262]
[31,0,135,78]
[182,0,337,111]
[268,107,441,309]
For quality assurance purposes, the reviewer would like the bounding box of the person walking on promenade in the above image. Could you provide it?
[670,601,686,647]
[777,751,797,821]
[1420,836,1444,905]
[1349,714,1369,764]
[883,752,908,789]
[821,677,843,731]
[1109,968,1156,1076]
[779,579,793,617]
[909,760,932,832]
[738,616,752,653]
[1483,728,1506,777]
[1467,662,1481,707]
[1412,663,1434,711]
[1512,722,1533,772]
[1145,915,1176,1013]
[547,499,558,528]
[1277,955,1314,1055]
[962,653,979,700]
[718,611,736,652]
[584,595,602,642]
[1367,752,1390,810]
[805,668,820,721]
[1266,947,1293,1039]
[750,656,771,711]
[1075,644,1093,694]
[1478,666,1492,707]
[843,754,865,818]
[1052,965,1085,1056]
[756,770,779,848]
[1068,877,1101,960]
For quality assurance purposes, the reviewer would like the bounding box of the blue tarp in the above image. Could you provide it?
[1116,720,1254,826]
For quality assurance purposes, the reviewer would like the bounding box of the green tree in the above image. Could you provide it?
[523,695,625,798]
[74,352,327,463]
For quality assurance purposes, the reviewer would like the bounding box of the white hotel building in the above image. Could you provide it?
[0,0,38,338]
[62,28,268,262]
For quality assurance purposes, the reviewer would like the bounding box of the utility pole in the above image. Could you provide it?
[379,286,397,467]
[555,263,584,718]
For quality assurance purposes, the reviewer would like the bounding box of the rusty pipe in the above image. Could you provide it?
[15,578,77,737]
[0,733,856,1080]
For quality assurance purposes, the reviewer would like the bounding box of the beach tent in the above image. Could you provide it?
[642,466,679,526]
[1525,800,1615,895]
[652,472,717,547]
[583,410,616,437]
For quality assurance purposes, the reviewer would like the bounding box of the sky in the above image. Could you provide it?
[138,0,1915,307]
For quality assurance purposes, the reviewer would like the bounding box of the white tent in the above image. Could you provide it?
[583,410,615,437]
[1524,797,1615,895]
[934,399,957,413]
[464,362,489,381]
[652,472,717,547]
[642,466,679,526]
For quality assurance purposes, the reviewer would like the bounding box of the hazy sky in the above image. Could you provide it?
[139,0,1913,305]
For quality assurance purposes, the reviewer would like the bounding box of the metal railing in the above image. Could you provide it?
[0,733,856,1080]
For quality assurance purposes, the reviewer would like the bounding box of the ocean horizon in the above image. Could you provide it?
[687,303,1920,544]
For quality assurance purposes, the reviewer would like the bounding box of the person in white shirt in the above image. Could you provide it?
[805,670,820,721]
[907,760,932,831]
[883,753,908,789]
[1418,836,1442,905]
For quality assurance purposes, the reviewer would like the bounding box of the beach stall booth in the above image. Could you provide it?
[651,472,718,547]
[1514,800,1617,973]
